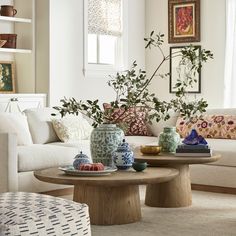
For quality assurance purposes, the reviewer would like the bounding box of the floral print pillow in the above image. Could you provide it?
[176,115,236,139]
[103,103,152,136]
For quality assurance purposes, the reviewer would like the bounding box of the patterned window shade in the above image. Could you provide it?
[88,0,122,37]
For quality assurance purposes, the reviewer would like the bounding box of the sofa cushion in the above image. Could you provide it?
[24,108,60,144]
[125,136,157,151]
[52,114,92,142]
[18,144,92,172]
[48,140,91,157]
[147,112,179,137]
[0,113,33,145]
[176,115,236,139]
[204,138,236,167]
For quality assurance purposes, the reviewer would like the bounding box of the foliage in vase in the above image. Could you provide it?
[53,31,213,128]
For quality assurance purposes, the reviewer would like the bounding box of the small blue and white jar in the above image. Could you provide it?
[113,139,134,170]
[73,151,91,170]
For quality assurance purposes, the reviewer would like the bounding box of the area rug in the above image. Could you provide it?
[63,187,236,236]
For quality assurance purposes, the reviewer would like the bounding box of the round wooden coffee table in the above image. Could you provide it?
[34,167,179,225]
[134,152,220,208]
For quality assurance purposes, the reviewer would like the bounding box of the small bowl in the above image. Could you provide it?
[140,145,161,155]
[0,40,7,48]
[132,162,147,172]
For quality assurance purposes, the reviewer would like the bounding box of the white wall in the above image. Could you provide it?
[47,0,145,106]
[145,0,226,108]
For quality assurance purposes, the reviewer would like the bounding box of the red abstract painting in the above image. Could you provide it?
[175,5,194,36]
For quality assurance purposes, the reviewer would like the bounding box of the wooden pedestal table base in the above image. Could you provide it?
[74,185,141,225]
[34,167,179,225]
[134,153,220,208]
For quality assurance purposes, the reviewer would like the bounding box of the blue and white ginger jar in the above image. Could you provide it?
[73,151,91,170]
[113,139,134,170]
[90,124,124,166]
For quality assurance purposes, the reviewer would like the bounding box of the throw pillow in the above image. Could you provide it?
[176,115,236,139]
[103,103,152,136]
[24,108,60,144]
[0,112,33,145]
[52,114,93,142]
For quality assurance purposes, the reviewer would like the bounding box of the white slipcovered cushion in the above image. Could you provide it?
[17,144,90,172]
[148,111,179,137]
[125,136,158,151]
[24,108,60,144]
[0,112,32,145]
[204,138,236,167]
[52,114,93,142]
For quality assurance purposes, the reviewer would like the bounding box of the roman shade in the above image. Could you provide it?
[88,0,122,36]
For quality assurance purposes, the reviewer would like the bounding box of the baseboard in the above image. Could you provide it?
[40,187,74,197]
[192,184,236,195]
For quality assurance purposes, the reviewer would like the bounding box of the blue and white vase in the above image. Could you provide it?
[73,151,91,170]
[112,139,134,170]
[90,124,124,166]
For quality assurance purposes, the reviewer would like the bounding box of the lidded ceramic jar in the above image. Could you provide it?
[113,139,134,170]
[158,127,180,153]
[90,124,124,166]
[73,151,91,170]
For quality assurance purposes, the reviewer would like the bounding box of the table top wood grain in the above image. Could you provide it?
[34,167,179,187]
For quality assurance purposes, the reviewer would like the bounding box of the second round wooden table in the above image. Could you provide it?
[134,153,220,208]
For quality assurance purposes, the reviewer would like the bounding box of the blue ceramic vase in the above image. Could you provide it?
[90,124,124,166]
[158,127,181,153]
[73,151,91,170]
[112,139,134,170]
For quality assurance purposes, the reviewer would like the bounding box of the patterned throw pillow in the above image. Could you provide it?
[176,115,236,139]
[103,103,152,136]
[52,114,93,142]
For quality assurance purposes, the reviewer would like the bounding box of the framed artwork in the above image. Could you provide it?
[0,61,15,93]
[169,46,201,93]
[168,0,200,43]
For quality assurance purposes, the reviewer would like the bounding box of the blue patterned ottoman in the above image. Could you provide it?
[0,192,91,236]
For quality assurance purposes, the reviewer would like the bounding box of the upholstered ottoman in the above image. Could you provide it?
[0,192,91,236]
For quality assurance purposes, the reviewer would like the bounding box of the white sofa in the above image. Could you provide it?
[0,108,236,194]
[0,108,158,193]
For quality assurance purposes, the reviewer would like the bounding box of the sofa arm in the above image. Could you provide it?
[0,133,18,193]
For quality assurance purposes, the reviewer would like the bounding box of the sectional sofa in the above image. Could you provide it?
[0,107,236,194]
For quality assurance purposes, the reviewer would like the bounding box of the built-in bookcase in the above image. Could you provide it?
[0,0,35,93]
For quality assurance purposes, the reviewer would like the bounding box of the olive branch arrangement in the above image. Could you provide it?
[53,31,213,128]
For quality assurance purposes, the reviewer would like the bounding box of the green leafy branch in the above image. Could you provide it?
[53,31,214,128]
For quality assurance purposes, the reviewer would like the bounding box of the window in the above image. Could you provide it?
[84,0,128,78]
[88,34,117,65]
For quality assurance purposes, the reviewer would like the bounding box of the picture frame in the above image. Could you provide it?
[0,61,15,93]
[168,0,200,43]
[169,46,201,93]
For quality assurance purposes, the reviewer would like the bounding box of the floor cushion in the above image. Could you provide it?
[0,192,91,236]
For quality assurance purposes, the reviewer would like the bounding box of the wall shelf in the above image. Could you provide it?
[0,16,31,23]
[0,48,32,53]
